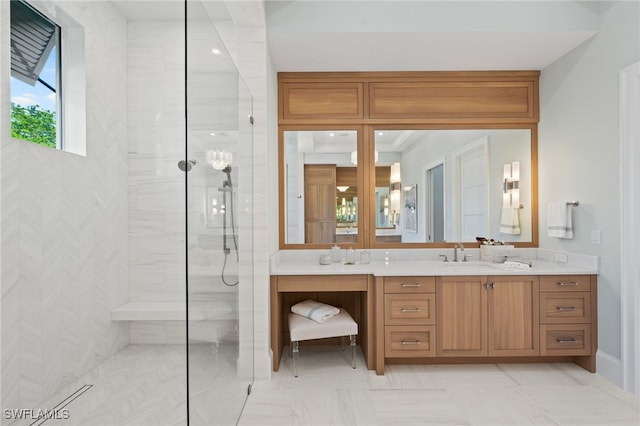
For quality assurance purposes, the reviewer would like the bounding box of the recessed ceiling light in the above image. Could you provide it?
[211,48,221,55]
[210,132,216,136]
[377,131,384,136]
[329,132,335,137]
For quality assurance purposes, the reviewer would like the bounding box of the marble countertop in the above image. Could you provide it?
[270,248,599,276]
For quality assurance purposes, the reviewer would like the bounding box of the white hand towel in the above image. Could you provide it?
[291,299,340,323]
[499,207,521,235]
[547,202,574,239]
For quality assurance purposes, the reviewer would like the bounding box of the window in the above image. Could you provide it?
[10,0,61,149]
[9,0,86,156]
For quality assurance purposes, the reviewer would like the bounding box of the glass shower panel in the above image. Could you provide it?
[185,2,254,425]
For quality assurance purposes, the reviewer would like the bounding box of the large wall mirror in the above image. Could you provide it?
[280,127,536,248]
[282,129,362,246]
[372,128,533,245]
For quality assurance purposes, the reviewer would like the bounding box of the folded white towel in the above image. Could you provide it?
[291,299,340,324]
[503,260,532,269]
[548,202,573,239]
[499,207,521,235]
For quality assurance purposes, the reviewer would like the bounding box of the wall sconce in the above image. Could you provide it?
[350,150,378,165]
[390,162,401,184]
[503,161,520,208]
[389,162,402,217]
[206,150,232,170]
[336,186,349,192]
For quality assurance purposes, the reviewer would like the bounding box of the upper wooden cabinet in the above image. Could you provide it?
[369,81,537,122]
[280,82,364,120]
[278,71,540,124]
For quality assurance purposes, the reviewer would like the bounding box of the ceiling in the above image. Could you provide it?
[110,1,602,72]
[264,0,602,72]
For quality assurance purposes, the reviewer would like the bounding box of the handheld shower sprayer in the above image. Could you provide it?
[218,165,238,286]
[222,165,233,189]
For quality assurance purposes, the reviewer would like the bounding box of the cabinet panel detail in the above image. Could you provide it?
[277,275,368,292]
[488,277,539,356]
[369,81,537,121]
[540,324,590,356]
[436,276,488,357]
[385,326,436,357]
[540,292,590,324]
[539,275,591,292]
[282,82,364,119]
[384,294,435,326]
[384,276,436,294]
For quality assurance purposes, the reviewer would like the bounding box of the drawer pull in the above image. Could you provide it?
[556,337,578,344]
[401,283,422,288]
[556,306,577,312]
[557,281,579,286]
[401,339,421,345]
[401,308,421,313]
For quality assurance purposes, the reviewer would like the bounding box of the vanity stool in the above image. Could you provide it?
[288,308,358,377]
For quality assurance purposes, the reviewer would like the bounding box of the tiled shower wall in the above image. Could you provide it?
[0,1,128,411]
[127,20,249,345]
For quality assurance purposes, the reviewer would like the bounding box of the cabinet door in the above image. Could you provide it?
[488,276,539,356]
[436,276,488,357]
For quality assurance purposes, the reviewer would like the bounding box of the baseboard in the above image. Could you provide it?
[597,350,623,387]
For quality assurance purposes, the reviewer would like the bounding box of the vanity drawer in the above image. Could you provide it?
[540,324,590,356]
[385,326,436,358]
[384,294,436,325]
[384,276,435,294]
[540,275,591,292]
[540,292,590,324]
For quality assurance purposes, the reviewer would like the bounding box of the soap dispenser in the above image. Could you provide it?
[330,245,342,263]
[344,247,356,265]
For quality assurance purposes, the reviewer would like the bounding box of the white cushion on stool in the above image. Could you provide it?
[289,308,358,342]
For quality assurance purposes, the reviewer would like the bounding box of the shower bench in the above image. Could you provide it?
[111,301,235,345]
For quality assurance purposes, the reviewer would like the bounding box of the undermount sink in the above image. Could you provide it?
[438,261,499,268]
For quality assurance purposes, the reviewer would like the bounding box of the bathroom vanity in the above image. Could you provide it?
[270,250,598,375]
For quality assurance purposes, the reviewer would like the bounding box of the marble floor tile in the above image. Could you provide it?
[239,345,640,426]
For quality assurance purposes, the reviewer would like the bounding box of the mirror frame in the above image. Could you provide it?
[279,123,538,249]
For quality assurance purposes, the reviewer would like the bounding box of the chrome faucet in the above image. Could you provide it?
[453,242,465,262]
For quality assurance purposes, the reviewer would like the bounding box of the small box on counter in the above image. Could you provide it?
[480,245,515,263]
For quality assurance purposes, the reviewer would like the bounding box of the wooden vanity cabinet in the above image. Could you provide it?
[383,277,436,358]
[539,275,595,359]
[436,275,539,357]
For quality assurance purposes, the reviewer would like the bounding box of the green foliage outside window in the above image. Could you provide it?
[10,102,57,148]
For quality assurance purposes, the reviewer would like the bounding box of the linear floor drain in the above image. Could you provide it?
[30,384,93,426]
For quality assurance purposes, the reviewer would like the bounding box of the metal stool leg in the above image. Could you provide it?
[292,341,299,377]
[350,335,356,369]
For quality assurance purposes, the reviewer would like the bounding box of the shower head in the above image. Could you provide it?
[177,159,196,172]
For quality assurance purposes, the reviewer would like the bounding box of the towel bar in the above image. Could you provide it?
[566,201,579,206]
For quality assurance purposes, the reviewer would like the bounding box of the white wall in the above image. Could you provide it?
[0,1,128,409]
[539,1,639,378]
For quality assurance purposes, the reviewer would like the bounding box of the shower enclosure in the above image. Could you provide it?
[0,0,254,425]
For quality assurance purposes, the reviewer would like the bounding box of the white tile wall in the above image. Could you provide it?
[0,1,128,411]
